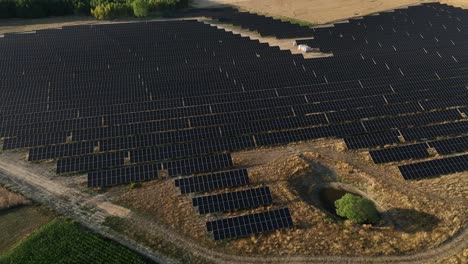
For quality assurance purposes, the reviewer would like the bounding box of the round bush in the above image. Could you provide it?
[91,2,131,20]
[132,0,149,17]
[335,193,380,224]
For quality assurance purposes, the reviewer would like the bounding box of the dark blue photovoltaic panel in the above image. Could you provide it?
[192,187,272,214]
[175,169,249,194]
[164,154,233,176]
[369,143,429,164]
[206,208,294,240]
[428,136,468,155]
[344,131,401,149]
[398,155,468,180]
[88,164,159,187]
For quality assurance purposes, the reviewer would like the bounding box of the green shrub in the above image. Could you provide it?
[91,2,131,20]
[0,0,16,18]
[132,0,149,17]
[335,193,380,224]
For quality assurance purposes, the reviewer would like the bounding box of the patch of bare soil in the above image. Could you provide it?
[115,138,466,257]
[0,185,31,210]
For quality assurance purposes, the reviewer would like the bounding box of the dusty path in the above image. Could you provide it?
[0,149,466,263]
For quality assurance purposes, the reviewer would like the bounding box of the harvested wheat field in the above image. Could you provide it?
[194,0,467,24]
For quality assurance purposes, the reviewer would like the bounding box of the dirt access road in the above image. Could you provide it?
[194,0,467,24]
[0,149,466,263]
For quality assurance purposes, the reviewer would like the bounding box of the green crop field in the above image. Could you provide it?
[0,218,151,264]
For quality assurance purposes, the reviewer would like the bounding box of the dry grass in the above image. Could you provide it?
[114,138,466,257]
[436,247,468,264]
[0,186,31,210]
[194,0,467,25]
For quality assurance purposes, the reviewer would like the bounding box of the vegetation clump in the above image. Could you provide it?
[132,0,149,17]
[91,1,131,20]
[335,193,380,224]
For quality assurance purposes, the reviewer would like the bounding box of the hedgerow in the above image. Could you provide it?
[0,0,190,19]
[91,1,131,20]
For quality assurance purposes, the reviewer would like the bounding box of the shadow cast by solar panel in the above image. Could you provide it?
[383,208,440,233]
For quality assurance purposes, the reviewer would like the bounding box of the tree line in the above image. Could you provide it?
[0,0,190,19]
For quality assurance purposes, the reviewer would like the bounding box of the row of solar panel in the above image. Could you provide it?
[398,154,468,180]
[175,169,250,194]
[192,186,272,214]
[2,79,465,136]
[4,98,465,154]
[345,120,468,149]
[369,135,468,164]
[1,73,465,131]
[86,153,233,187]
[21,110,466,171]
[169,157,291,240]
[206,208,293,240]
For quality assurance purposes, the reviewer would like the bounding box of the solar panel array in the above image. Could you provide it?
[0,0,468,240]
[172,166,292,239]
[0,2,466,239]
[297,3,467,180]
[174,169,249,194]
[399,154,468,179]
[170,7,315,39]
[192,186,272,214]
[206,208,293,240]
[0,4,465,181]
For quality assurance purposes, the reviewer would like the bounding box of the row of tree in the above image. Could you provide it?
[0,0,190,19]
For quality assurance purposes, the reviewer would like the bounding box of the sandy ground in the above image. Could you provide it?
[194,0,467,24]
